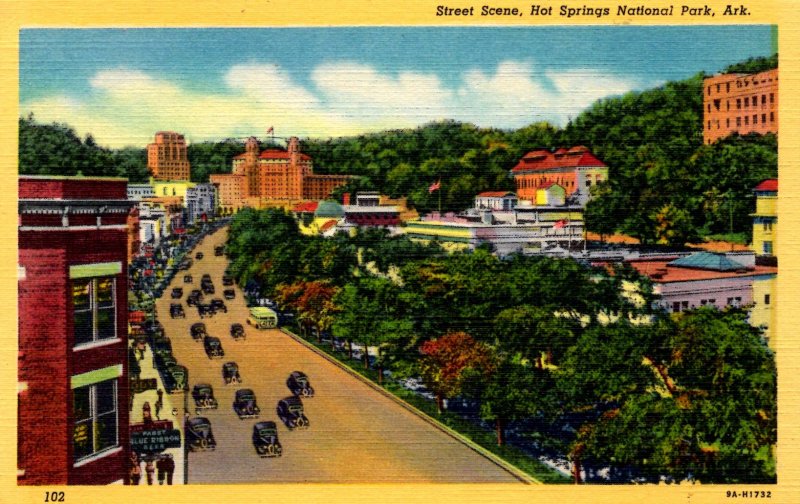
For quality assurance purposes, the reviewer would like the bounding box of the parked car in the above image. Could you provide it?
[198,303,215,318]
[204,335,224,359]
[230,323,245,340]
[151,335,173,360]
[222,275,234,286]
[210,298,227,313]
[286,371,315,398]
[162,364,187,394]
[223,289,235,300]
[202,282,215,295]
[171,287,183,299]
[222,362,241,385]
[276,396,309,430]
[214,246,224,257]
[195,252,204,260]
[190,322,207,341]
[202,274,212,282]
[187,289,203,306]
[192,383,219,414]
[252,421,282,458]
[233,389,261,419]
[183,274,193,283]
[169,303,185,319]
[186,417,216,452]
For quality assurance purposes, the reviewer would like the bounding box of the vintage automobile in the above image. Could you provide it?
[276,396,309,430]
[202,282,215,295]
[222,275,234,286]
[203,335,224,359]
[186,417,216,452]
[142,319,165,337]
[171,287,183,299]
[233,389,261,419]
[169,303,185,319]
[154,352,177,373]
[286,371,315,398]
[162,363,187,394]
[183,274,193,283]
[190,322,207,341]
[192,383,219,414]
[222,361,241,385]
[150,334,172,358]
[202,274,212,282]
[214,246,224,257]
[198,303,215,319]
[179,259,193,271]
[210,299,227,313]
[195,252,204,260]
[230,323,245,340]
[187,289,203,307]
[223,289,235,300]
[252,421,282,458]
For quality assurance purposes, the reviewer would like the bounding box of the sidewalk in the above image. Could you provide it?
[129,341,187,486]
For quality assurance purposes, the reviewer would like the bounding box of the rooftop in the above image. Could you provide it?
[754,179,778,192]
[511,146,606,174]
[477,191,517,198]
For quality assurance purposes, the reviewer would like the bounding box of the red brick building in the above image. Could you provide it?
[18,176,132,485]
[147,131,191,181]
[510,146,608,206]
[215,136,351,211]
[703,68,778,144]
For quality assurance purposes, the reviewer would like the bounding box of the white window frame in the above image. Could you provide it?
[72,379,119,465]
[72,277,117,349]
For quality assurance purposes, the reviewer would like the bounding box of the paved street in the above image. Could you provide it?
[154,226,525,483]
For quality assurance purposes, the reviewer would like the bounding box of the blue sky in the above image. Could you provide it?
[20,27,776,148]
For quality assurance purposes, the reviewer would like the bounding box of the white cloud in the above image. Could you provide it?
[21,61,643,148]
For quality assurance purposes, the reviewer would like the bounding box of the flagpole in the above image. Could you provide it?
[438,185,441,214]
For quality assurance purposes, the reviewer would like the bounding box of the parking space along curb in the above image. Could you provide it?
[280,328,539,485]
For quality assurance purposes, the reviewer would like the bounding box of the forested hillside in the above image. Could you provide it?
[19,55,777,243]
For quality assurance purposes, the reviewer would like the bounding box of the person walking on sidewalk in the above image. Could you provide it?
[130,453,141,485]
[156,455,166,485]
[155,389,164,419]
[163,454,175,485]
[145,459,155,485]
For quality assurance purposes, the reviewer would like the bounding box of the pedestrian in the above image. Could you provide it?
[143,401,153,426]
[156,455,166,485]
[144,459,154,485]
[164,454,175,485]
[130,453,141,486]
[155,396,162,420]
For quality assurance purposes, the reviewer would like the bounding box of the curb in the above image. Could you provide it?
[280,328,539,485]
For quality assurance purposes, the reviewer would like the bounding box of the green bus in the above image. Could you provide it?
[247,307,278,329]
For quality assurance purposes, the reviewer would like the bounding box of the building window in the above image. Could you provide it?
[682,301,689,311]
[762,113,767,124]
[753,114,758,124]
[707,104,711,113]
[770,112,775,122]
[726,118,730,128]
[701,299,708,306]
[770,93,774,104]
[716,84,720,92]
[764,294,771,305]
[707,121,711,130]
[672,302,680,313]
[736,98,741,109]
[762,94,767,105]
[726,100,730,111]
[73,277,116,347]
[745,116,749,125]
[763,221,773,232]
[763,241,773,255]
[73,379,118,462]
[737,117,742,127]
[707,86,711,95]
[744,97,749,108]
[709,298,716,305]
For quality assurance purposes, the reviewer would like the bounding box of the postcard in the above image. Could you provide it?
[4,1,797,503]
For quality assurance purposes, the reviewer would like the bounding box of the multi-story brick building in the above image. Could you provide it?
[147,131,191,181]
[18,176,132,485]
[213,136,351,212]
[703,68,778,144]
[510,146,608,206]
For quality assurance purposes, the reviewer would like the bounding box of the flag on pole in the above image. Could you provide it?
[266,126,274,134]
[554,219,568,229]
[428,180,441,193]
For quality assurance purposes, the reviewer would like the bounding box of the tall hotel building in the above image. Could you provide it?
[703,68,778,145]
[18,176,132,484]
[147,131,191,181]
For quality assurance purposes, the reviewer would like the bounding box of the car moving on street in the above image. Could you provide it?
[204,336,224,359]
[223,288,235,300]
[277,396,309,430]
[190,322,207,341]
[169,303,185,319]
[210,298,227,313]
[252,421,282,458]
[230,323,245,340]
[192,383,219,414]
[246,307,278,329]
[186,417,216,452]
[222,362,241,385]
[287,371,314,398]
[233,389,261,419]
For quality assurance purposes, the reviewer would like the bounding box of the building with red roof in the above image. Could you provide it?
[214,136,352,212]
[752,179,777,259]
[510,146,608,206]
